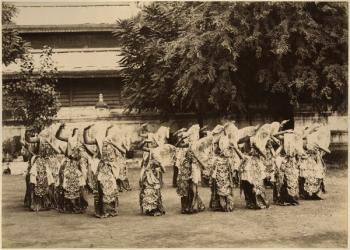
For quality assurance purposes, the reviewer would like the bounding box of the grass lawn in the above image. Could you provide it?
[2,167,348,248]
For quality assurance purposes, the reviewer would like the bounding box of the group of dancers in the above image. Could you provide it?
[20,119,331,217]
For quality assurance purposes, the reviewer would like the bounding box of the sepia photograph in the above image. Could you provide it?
[1,1,348,248]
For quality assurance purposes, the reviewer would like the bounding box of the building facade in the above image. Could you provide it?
[2,2,347,165]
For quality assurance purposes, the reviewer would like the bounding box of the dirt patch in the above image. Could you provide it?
[2,168,347,248]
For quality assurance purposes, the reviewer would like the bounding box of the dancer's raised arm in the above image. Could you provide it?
[105,124,114,137]
[58,145,65,154]
[275,144,284,156]
[233,144,245,160]
[83,124,96,145]
[82,143,95,157]
[55,123,69,142]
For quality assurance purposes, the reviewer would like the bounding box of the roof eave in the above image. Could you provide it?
[2,70,122,79]
[3,24,118,33]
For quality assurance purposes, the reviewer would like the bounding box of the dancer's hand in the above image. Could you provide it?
[85,124,94,130]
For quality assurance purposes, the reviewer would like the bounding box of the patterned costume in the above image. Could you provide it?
[116,148,131,192]
[209,155,235,212]
[274,155,299,205]
[176,149,205,214]
[263,142,275,187]
[173,147,187,187]
[273,132,303,205]
[94,139,120,218]
[27,139,55,212]
[139,158,165,216]
[47,154,65,209]
[239,148,269,209]
[299,148,326,199]
[58,145,87,214]
[190,135,216,187]
[298,124,330,200]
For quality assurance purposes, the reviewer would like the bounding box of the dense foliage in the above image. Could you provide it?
[115,2,348,122]
[2,136,22,162]
[2,3,60,131]
[2,2,29,66]
[3,46,60,130]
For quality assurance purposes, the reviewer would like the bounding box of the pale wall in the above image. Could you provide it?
[3,107,348,147]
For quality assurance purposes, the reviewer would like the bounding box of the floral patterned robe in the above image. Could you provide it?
[275,155,299,205]
[94,139,120,218]
[139,160,165,216]
[58,146,87,214]
[263,143,275,184]
[239,148,269,209]
[299,148,326,199]
[28,140,55,212]
[115,147,131,192]
[209,154,235,212]
[176,149,205,214]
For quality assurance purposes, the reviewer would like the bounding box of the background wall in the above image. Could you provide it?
[3,106,347,159]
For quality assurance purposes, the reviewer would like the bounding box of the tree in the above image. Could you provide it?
[247,2,348,113]
[3,46,60,131]
[2,3,60,131]
[2,2,29,66]
[114,3,182,116]
[116,2,348,124]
